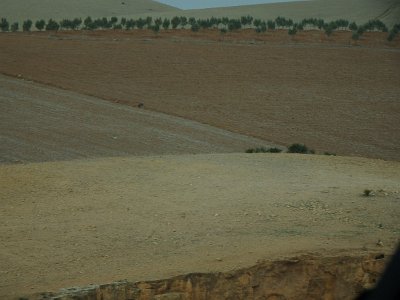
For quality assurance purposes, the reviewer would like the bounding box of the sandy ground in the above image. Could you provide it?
[0,30,399,160]
[0,74,272,163]
[0,154,399,299]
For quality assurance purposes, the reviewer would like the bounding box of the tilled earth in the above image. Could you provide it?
[0,30,399,161]
[0,74,272,163]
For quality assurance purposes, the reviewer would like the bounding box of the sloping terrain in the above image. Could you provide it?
[1,154,399,299]
[1,32,399,161]
[0,74,272,163]
[183,0,400,27]
[1,0,399,27]
[0,0,180,22]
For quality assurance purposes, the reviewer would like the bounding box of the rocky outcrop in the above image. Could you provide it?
[27,253,387,300]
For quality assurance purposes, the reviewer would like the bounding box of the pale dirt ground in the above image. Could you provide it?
[0,154,399,299]
[0,25,399,300]
[0,74,273,163]
[0,30,399,161]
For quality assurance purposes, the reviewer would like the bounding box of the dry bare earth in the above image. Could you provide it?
[1,31,399,160]
[0,74,272,163]
[0,1,400,298]
[1,154,399,299]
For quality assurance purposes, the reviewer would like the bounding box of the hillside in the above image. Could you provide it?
[1,0,399,27]
[0,0,180,22]
[1,153,399,299]
[0,74,271,164]
[1,31,398,161]
[181,0,400,27]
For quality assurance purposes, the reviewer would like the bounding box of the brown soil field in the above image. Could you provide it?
[0,74,271,164]
[1,28,400,299]
[1,154,399,299]
[0,29,399,160]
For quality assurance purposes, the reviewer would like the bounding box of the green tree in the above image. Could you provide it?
[46,19,60,31]
[125,19,135,29]
[228,19,241,31]
[151,24,160,33]
[162,18,170,30]
[180,16,188,28]
[136,18,146,29]
[0,18,9,31]
[241,15,253,27]
[146,16,153,28]
[84,16,94,29]
[267,20,276,30]
[72,18,82,30]
[35,19,46,31]
[171,16,180,29]
[120,17,127,27]
[154,18,162,27]
[110,17,118,25]
[22,19,33,31]
[188,17,196,26]
[11,22,19,32]
[102,17,112,29]
[191,23,200,32]
[288,27,297,35]
[317,19,325,29]
[349,22,357,31]
[253,19,262,28]
[59,19,72,30]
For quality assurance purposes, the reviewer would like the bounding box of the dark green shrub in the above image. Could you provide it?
[11,22,19,32]
[363,189,373,197]
[324,152,336,156]
[288,27,297,35]
[268,147,283,153]
[267,20,276,30]
[349,22,358,31]
[35,19,46,31]
[0,18,9,31]
[171,16,180,29]
[22,19,33,31]
[287,143,314,154]
[191,23,200,32]
[162,18,170,30]
[46,19,59,31]
[246,147,282,153]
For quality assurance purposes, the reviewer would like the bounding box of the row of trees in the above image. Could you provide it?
[0,15,398,41]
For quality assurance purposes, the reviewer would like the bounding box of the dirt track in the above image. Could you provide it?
[0,30,399,160]
[1,154,399,299]
[0,74,272,163]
